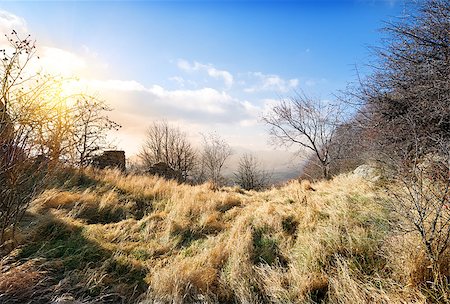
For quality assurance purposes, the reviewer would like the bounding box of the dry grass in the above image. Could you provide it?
[0,167,447,303]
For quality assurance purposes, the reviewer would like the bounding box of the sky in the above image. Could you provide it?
[0,0,406,176]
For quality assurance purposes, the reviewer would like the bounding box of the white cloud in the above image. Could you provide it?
[77,78,258,122]
[149,85,233,114]
[177,59,191,71]
[289,79,299,87]
[168,76,198,88]
[239,119,258,127]
[0,10,27,34]
[37,47,87,76]
[80,79,147,92]
[74,77,268,154]
[244,72,299,93]
[0,10,297,160]
[177,59,234,87]
[261,98,281,116]
[169,76,185,86]
[0,10,109,80]
[241,100,260,116]
[206,66,233,87]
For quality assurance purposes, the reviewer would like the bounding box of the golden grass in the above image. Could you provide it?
[2,168,447,303]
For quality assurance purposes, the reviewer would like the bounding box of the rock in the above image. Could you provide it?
[353,164,380,182]
[51,295,82,304]
[92,150,126,171]
[147,162,182,181]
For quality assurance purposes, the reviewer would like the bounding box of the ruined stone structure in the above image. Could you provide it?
[92,150,126,171]
[147,162,182,181]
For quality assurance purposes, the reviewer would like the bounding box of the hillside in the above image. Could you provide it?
[0,168,437,303]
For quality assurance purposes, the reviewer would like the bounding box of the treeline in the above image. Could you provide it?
[137,121,271,190]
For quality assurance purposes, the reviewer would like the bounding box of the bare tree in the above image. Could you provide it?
[73,95,121,167]
[0,32,48,249]
[18,83,120,167]
[1,31,37,118]
[201,133,232,188]
[31,80,77,163]
[299,117,376,180]
[263,94,342,179]
[354,0,450,158]
[234,153,271,190]
[0,31,121,248]
[139,121,196,181]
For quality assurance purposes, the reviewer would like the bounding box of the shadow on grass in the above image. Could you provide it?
[74,204,130,225]
[49,167,101,190]
[2,212,148,303]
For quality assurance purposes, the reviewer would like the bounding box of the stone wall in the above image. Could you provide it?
[92,150,126,171]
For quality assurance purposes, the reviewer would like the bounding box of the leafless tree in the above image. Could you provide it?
[299,116,377,180]
[263,93,342,180]
[354,0,450,159]
[1,31,37,118]
[201,133,232,188]
[234,153,271,190]
[139,120,196,181]
[17,83,120,167]
[0,32,48,249]
[73,95,121,167]
[189,159,208,185]
[31,81,77,162]
[0,31,121,249]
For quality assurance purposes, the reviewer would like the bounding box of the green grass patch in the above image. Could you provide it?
[252,226,287,266]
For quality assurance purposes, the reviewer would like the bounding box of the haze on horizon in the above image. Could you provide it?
[0,0,406,178]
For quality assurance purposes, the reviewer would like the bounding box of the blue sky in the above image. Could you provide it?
[3,1,403,89]
[0,1,406,171]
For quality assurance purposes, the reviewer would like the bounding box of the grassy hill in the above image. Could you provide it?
[0,168,441,303]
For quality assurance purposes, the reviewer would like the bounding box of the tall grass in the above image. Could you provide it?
[0,167,445,303]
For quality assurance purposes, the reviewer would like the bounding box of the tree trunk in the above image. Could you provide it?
[322,163,330,180]
[0,103,14,144]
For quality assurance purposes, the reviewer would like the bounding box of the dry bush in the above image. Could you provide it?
[385,145,450,294]
[215,193,241,213]
[0,260,46,302]
[148,258,220,303]
[0,158,48,251]
[327,256,425,304]
[385,223,450,302]
[358,0,450,157]
[234,153,272,190]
